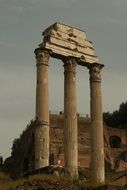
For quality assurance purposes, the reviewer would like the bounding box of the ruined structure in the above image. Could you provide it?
[34,23,104,183]
[2,23,127,186]
[4,114,127,185]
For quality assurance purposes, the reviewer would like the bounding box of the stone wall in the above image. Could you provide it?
[4,113,127,178]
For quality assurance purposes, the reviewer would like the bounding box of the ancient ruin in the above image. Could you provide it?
[2,23,127,186]
[34,23,105,183]
[4,113,127,185]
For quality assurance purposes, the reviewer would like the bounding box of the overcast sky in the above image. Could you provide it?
[0,0,127,159]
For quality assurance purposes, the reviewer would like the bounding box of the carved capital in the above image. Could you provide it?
[63,57,77,73]
[89,63,103,82]
[35,48,50,66]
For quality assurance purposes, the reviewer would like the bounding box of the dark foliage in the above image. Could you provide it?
[103,101,127,129]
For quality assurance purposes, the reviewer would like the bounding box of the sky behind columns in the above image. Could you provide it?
[0,0,127,158]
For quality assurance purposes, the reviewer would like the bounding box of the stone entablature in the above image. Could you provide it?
[39,22,99,64]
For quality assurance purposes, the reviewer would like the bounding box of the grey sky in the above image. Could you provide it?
[0,0,127,159]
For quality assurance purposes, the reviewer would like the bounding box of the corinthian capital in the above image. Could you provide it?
[35,48,50,66]
[89,63,103,82]
[63,57,77,73]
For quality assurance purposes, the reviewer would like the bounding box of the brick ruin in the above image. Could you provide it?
[3,113,127,185]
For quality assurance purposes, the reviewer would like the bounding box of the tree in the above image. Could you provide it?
[103,101,127,129]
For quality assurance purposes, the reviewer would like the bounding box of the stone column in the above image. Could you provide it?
[34,48,50,169]
[63,57,78,178]
[89,63,105,184]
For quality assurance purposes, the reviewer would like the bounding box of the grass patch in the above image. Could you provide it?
[0,171,126,190]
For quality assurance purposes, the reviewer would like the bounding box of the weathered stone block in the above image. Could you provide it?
[43,22,87,40]
[40,22,99,64]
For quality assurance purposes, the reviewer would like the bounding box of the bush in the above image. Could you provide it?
[0,172,126,190]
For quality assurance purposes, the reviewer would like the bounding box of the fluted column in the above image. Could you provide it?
[89,63,105,184]
[63,57,78,178]
[34,48,50,169]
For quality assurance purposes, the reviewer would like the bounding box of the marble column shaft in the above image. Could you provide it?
[63,58,78,178]
[34,49,50,169]
[89,63,105,184]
